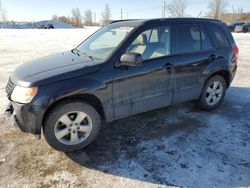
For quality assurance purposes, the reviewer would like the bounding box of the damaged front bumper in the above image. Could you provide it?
[4,102,14,117]
[4,102,20,130]
[4,102,42,139]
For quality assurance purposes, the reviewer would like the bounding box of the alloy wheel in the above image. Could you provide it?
[54,111,92,145]
[205,81,223,106]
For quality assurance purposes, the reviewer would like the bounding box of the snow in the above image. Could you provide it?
[0,29,249,187]
[36,20,74,29]
[0,27,100,130]
[0,20,74,29]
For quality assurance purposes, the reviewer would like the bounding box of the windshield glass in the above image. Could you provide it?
[76,25,134,62]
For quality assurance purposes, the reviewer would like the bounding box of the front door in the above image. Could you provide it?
[112,25,174,119]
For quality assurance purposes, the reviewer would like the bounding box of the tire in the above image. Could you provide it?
[243,28,248,33]
[199,75,227,111]
[43,101,101,152]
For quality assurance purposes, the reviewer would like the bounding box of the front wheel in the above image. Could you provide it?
[199,75,227,111]
[43,101,101,152]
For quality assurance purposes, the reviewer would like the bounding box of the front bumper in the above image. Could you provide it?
[234,28,243,32]
[4,101,43,135]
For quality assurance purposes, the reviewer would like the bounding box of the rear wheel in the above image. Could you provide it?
[199,75,227,110]
[43,101,101,152]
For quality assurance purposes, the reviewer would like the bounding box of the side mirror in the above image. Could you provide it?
[120,52,143,66]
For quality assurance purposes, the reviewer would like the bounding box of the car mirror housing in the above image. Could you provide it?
[120,52,143,66]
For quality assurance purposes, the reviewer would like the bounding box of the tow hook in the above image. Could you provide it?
[34,134,41,140]
[4,103,14,117]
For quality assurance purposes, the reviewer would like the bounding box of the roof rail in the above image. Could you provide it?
[143,18,221,23]
[108,18,222,26]
[109,19,141,24]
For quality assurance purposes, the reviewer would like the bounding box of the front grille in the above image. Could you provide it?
[5,78,15,96]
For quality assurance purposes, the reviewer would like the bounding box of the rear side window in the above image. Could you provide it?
[175,25,199,53]
[201,27,213,49]
[175,25,212,54]
[176,25,201,53]
[210,26,230,48]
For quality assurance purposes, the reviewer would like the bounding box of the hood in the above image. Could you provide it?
[12,51,102,87]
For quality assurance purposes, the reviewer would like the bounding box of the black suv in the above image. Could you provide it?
[5,18,238,152]
[235,22,250,33]
[227,22,245,32]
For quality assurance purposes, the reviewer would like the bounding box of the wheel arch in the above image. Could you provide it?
[42,94,106,128]
[198,69,230,100]
[205,70,231,88]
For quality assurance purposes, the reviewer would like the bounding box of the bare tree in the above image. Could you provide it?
[0,0,2,22]
[71,8,82,27]
[166,0,187,18]
[83,9,93,26]
[208,0,228,19]
[0,0,7,22]
[236,7,244,21]
[231,6,244,23]
[61,16,71,24]
[52,14,58,21]
[2,7,7,22]
[101,4,111,25]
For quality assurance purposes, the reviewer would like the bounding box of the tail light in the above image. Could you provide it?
[232,44,239,63]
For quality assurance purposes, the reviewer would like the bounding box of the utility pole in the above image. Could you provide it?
[121,8,123,20]
[94,12,96,25]
[127,13,129,19]
[163,1,166,18]
[161,4,163,17]
[232,5,235,23]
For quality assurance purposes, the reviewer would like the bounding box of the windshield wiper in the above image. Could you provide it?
[82,52,95,61]
[71,49,95,62]
[71,48,81,56]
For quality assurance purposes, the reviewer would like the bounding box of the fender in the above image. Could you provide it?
[31,77,111,134]
[200,58,230,85]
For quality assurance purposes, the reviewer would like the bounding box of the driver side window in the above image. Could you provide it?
[127,26,171,61]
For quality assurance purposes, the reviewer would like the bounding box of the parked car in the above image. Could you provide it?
[47,23,54,29]
[38,24,46,29]
[235,22,250,33]
[38,23,54,29]
[228,22,245,32]
[5,18,238,152]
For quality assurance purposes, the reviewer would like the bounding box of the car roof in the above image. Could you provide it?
[109,18,222,27]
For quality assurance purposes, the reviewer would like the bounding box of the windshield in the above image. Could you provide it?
[76,25,134,62]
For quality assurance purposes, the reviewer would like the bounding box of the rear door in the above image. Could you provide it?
[171,23,217,103]
[207,23,236,80]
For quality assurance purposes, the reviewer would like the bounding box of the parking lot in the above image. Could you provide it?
[0,29,249,188]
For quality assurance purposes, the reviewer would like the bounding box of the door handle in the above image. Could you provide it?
[208,54,216,61]
[163,63,173,70]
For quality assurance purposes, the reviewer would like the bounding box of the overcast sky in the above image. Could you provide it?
[2,0,250,22]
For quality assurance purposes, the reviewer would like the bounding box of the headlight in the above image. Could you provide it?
[11,86,38,104]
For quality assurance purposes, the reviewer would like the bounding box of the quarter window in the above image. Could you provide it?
[149,29,158,43]
[210,26,230,48]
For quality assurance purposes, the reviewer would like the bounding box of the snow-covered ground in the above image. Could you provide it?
[0,20,74,29]
[0,29,249,188]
